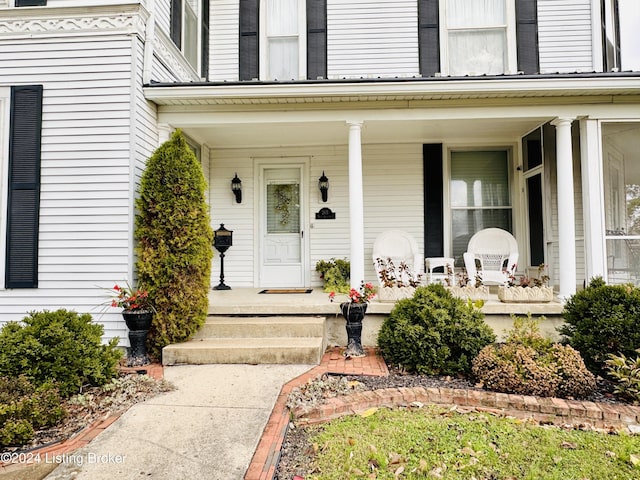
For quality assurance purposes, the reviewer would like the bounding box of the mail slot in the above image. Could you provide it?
[213,224,233,253]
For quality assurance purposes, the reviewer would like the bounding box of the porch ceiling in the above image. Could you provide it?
[183,118,549,148]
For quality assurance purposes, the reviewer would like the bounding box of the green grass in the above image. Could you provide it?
[305,406,640,479]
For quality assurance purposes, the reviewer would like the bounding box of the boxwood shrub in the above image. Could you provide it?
[0,309,121,397]
[377,284,496,375]
[559,277,640,375]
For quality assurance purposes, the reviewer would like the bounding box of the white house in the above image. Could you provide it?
[0,0,639,344]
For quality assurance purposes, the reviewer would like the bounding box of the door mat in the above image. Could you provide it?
[259,289,313,294]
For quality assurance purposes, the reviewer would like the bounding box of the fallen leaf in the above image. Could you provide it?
[418,459,429,472]
[561,441,578,450]
[394,465,405,477]
[460,447,477,456]
[428,466,444,478]
[351,468,366,475]
[630,453,640,466]
[360,407,379,418]
[389,452,403,464]
[368,458,380,470]
[553,456,563,464]
[348,437,356,446]
[605,450,616,458]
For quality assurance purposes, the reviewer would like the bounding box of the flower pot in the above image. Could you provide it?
[122,310,153,366]
[497,285,554,303]
[377,286,415,302]
[446,285,490,301]
[340,302,367,357]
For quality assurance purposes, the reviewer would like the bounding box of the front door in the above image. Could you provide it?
[259,166,306,287]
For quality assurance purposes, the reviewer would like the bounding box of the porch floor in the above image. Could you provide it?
[208,287,564,316]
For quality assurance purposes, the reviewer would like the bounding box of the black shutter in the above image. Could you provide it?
[15,0,47,6]
[201,0,210,79]
[239,0,259,80]
[6,86,43,289]
[307,0,327,80]
[171,0,182,50]
[515,0,539,74]
[423,144,444,257]
[418,0,440,77]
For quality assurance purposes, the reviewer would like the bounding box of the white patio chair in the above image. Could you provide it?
[372,230,424,287]
[463,228,518,285]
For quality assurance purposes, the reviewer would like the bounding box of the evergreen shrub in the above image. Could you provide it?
[472,316,596,399]
[559,277,640,375]
[135,130,213,359]
[0,376,66,447]
[377,284,496,375]
[0,309,121,397]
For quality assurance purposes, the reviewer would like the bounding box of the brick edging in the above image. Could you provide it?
[292,386,640,430]
[0,364,164,474]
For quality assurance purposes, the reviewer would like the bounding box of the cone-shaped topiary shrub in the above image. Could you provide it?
[377,284,496,375]
[559,277,640,376]
[136,130,213,359]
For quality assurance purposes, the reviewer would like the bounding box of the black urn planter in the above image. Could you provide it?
[122,310,153,366]
[340,302,367,357]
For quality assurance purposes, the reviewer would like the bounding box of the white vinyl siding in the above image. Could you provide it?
[327,0,419,79]
[537,0,594,73]
[209,143,423,288]
[209,0,239,81]
[0,35,134,340]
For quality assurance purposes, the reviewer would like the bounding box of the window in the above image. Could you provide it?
[442,0,516,76]
[601,0,621,71]
[260,0,306,80]
[170,0,209,77]
[450,150,513,264]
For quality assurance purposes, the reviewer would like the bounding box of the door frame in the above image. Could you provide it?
[253,158,310,287]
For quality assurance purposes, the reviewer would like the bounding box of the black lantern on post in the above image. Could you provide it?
[213,224,233,290]
[231,173,242,203]
[318,170,329,202]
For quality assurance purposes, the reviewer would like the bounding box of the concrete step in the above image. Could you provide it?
[193,316,325,339]
[162,337,324,366]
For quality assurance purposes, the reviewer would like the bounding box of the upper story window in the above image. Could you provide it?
[171,0,209,78]
[260,0,307,80]
[441,0,517,76]
[601,0,621,71]
[14,0,46,6]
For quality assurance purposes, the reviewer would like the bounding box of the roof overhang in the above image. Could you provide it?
[144,73,640,106]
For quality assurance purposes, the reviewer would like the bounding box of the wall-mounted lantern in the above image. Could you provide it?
[318,170,329,202]
[231,173,242,203]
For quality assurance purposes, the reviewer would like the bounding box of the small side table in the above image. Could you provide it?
[425,257,455,285]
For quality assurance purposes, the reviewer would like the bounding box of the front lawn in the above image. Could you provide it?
[295,406,640,479]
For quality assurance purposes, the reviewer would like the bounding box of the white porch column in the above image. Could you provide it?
[552,117,577,300]
[580,118,607,281]
[158,123,173,145]
[347,121,365,288]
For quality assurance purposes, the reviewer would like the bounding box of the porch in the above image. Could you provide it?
[207,287,565,343]
[163,287,565,365]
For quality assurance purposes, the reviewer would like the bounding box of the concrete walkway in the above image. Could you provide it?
[44,364,312,480]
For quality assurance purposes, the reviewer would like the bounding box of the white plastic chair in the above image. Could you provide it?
[372,230,424,286]
[463,228,518,285]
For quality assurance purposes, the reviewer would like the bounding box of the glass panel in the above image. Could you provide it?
[523,128,543,171]
[447,0,505,28]
[527,174,544,266]
[451,151,510,208]
[603,122,640,284]
[452,209,512,266]
[268,37,299,80]
[449,29,506,75]
[619,0,640,71]
[267,0,298,35]
[184,1,198,69]
[267,183,300,234]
